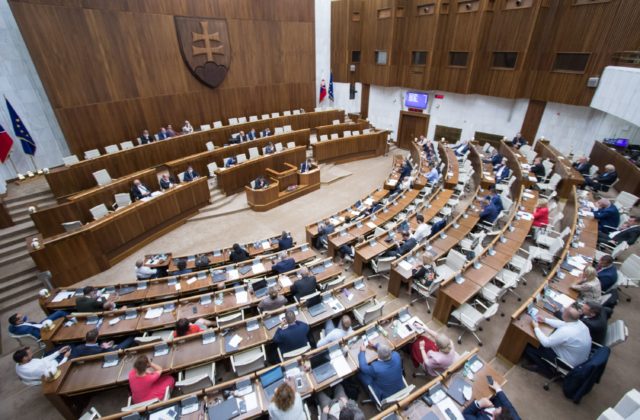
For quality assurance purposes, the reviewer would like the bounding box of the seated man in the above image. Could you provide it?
[314,219,335,249]
[317,315,353,347]
[135,259,157,280]
[173,259,191,276]
[278,231,293,250]
[596,255,618,291]
[426,167,440,184]
[76,286,116,312]
[261,127,273,137]
[463,380,521,420]
[70,328,135,358]
[572,156,592,176]
[483,150,503,166]
[600,215,640,245]
[224,156,237,168]
[9,310,68,339]
[229,243,250,263]
[253,176,269,189]
[247,128,258,140]
[272,253,296,274]
[165,125,177,137]
[494,158,511,182]
[300,158,314,173]
[580,301,610,346]
[273,310,310,354]
[182,120,194,134]
[139,129,154,145]
[14,345,71,386]
[131,178,152,201]
[173,317,215,338]
[316,384,364,420]
[157,127,170,140]
[195,254,210,270]
[387,231,417,258]
[524,306,591,373]
[412,214,431,243]
[358,343,405,400]
[290,268,318,302]
[486,185,503,212]
[159,174,176,190]
[264,142,276,154]
[585,164,618,192]
[592,198,620,234]
[479,197,500,225]
[182,165,199,182]
[398,159,413,183]
[453,140,470,157]
[530,157,546,182]
[257,286,288,312]
[511,133,527,149]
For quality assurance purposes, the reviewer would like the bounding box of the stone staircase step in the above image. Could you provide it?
[4,190,55,207]
[0,278,40,313]
[0,240,29,260]
[7,198,57,218]
[0,258,37,282]
[0,248,31,266]
[0,270,39,293]
[0,221,37,248]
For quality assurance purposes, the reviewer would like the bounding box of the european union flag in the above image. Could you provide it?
[6,99,36,156]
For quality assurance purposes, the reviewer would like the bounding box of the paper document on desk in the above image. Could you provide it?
[228,334,243,348]
[174,283,181,291]
[332,355,351,378]
[186,277,197,285]
[523,192,535,199]
[108,317,121,326]
[228,269,239,280]
[235,291,248,304]
[52,291,75,303]
[387,179,397,186]
[364,198,374,206]
[261,241,271,250]
[145,307,163,319]
[243,392,259,412]
[366,222,377,229]
[350,210,359,216]
[252,263,266,274]
[517,212,533,221]
[279,275,293,288]
[398,260,413,272]
[579,210,594,217]
[436,397,464,420]
[552,291,575,308]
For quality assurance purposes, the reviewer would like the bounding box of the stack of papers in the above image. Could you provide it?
[279,275,293,287]
[517,211,533,221]
[243,392,259,411]
[252,263,266,274]
[228,269,239,280]
[366,222,377,229]
[331,355,351,377]
[186,277,197,285]
[228,334,243,348]
[523,192,535,199]
[145,307,163,319]
[235,291,249,304]
[261,241,271,250]
[51,291,75,303]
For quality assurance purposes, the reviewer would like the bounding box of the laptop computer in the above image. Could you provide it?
[239,265,252,275]
[310,350,337,383]
[148,403,179,420]
[136,281,147,290]
[307,294,326,317]
[260,366,285,401]
[124,309,137,320]
[311,265,326,275]
[118,286,135,296]
[445,374,472,405]
[180,395,199,415]
[102,353,119,368]
[252,279,268,297]
[212,270,226,282]
[154,342,169,357]
[207,396,240,420]
[264,315,282,330]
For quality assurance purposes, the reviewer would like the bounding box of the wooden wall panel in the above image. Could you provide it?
[9,0,316,154]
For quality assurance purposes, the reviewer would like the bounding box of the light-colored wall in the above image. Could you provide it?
[0,0,67,194]
[591,66,640,128]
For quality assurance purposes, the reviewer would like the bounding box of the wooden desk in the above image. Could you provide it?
[0,199,14,228]
[589,141,640,196]
[216,146,307,195]
[315,120,369,137]
[45,109,343,199]
[246,165,321,212]
[312,131,387,164]
[535,140,584,199]
[29,178,211,286]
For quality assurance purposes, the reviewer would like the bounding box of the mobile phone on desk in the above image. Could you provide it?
[487,375,494,386]
[296,377,303,389]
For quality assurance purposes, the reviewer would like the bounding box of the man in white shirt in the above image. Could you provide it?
[426,167,439,184]
[524,306,591,373]
[14,346,71,386]
[412,214,431,243]
[135,259,157,280]
[317,315,352,347]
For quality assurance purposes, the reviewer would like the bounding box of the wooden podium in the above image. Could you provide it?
[245,163,320,211]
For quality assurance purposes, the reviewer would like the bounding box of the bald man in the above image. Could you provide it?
[593,198,620,234]
[524,306,591,373]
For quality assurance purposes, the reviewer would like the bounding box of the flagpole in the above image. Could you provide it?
[28,155,38,172]
[7,153,19,174]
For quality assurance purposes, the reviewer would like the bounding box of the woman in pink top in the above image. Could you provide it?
[411,327,456,376]
[128,355,175,404]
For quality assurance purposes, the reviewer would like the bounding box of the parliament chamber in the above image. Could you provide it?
[1,1,640,420]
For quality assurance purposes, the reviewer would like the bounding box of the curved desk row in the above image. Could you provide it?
[45,109,343,198]
[311,130,388,164]
[29,178,211,286]
[535,140,584,199]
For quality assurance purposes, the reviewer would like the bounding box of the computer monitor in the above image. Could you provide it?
[405,92,429,110]
[259,366,284,388]
[309,350,330,368]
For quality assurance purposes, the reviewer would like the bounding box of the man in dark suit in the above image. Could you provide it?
[278,231,293,250]
[70,329,135,359]
[274,310,310,354]
[247,128,257,140]
[603,215,640,245]
[572,157,592,176]
[261,128,273,137]
[264,142,276,154]
[511,133,527,149]
[387,231,417,257]
[580,301,610,345]
[139,129,155,144]
[157,127,170,140]
[131,179,152,200]
[585,164,618,192]
[314,219,335,249]
[229,243,250,263]
[596,255,618,291]
[454,140,470,157]
[593,198,620,234]
[183,165,199,182]
[253,176,269,189]
[479,196,500,224]
[166,125,177,137]
[300,159,314,173]
[487,186,503,212]
[159,174,176,190]
[76,286,116,312]
[398,159,413,183]
[530,157,546,181]
[224,156,237,168]
[290,269,318,301]
[483,150,503,166]
[463,380,521,420]
[494,158,511,182]
[272,253,296,274]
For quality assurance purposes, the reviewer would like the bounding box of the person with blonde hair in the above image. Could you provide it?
[411,325,456,376]
[268,378,304,420]
[571,266,602,301]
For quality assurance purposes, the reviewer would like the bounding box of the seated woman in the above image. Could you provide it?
[268,378,305,420]
[411,327,456,376]
[128,355,175,404]
[173,317,215,338]
[532,198,549,229]
[407,253,436,295]
[571,266,602,302]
